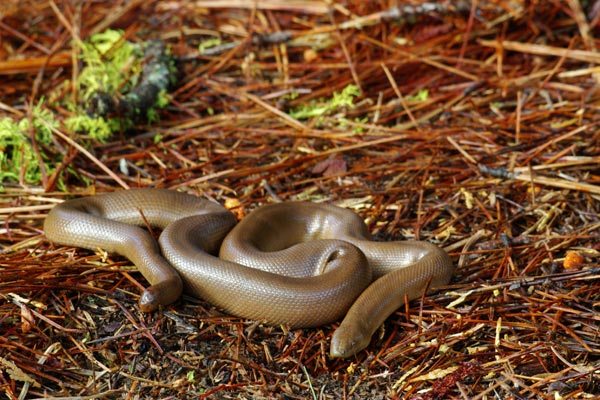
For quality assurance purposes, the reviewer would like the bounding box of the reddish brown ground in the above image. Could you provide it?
[1,1,599,399]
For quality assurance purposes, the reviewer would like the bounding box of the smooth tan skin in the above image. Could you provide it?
[44,188,454,358]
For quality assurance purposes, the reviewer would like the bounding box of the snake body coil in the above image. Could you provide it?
[44,188,453,358]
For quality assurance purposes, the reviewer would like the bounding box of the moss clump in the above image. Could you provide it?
[0,102,57,185]
[64,30,173,142]
[77,29,142,100]
[289,84,361,120]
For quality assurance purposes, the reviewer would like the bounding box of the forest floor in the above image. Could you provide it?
[1,1,600,399]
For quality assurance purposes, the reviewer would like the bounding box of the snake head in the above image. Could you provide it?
[139,276,183,312]
[139,287,161,312]
[329,320,371,358]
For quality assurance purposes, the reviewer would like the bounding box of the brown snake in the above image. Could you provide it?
[44,188,454,358]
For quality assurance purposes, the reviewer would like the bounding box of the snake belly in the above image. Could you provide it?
[44,188,454,358]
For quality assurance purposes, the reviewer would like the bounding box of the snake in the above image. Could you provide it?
[44,188,454,358]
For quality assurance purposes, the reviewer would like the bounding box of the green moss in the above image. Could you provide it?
[0,102,57,185]
[406,89,429,102]
[1,31,176,188]
[155,90,171,108]
[198,37,222,53]
[61,29,138,141]
[338,116,370,134]
[289,84,361,120]
[64,115,131,143]
[77,29,141,99]
[64,30,172,142]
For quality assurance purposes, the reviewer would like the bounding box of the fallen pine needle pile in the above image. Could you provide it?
[1,1,599,399]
